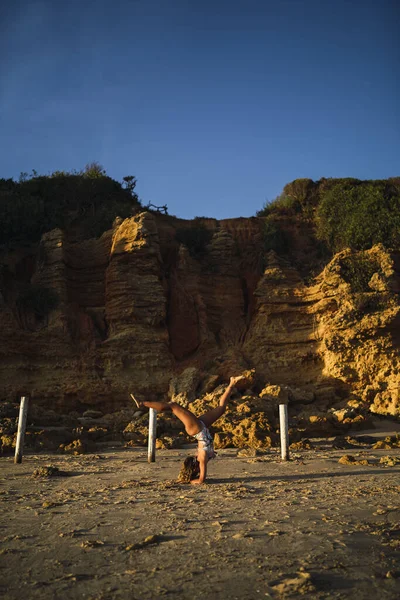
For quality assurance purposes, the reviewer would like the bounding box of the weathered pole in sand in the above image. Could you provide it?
[14,396,29,464]
[148,408,157,463]
[279,401,289,461]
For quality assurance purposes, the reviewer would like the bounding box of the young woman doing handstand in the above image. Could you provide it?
[131,376,243,484]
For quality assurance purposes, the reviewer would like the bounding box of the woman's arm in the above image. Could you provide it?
[190,451,207,485]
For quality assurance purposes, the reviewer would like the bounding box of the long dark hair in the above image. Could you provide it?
[177,456,200,483]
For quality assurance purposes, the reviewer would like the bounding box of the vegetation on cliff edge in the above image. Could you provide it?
[257,177,400,252]
[0,163,141,246]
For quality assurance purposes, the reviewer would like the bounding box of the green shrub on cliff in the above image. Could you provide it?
[0,165,141,246]
[316,179,400,251]
[262,218,288,254]
[257,177,400,253]
[256,193,300,217]
[283,178,318,209]
[340,253,380,293]
[257,179,318,218]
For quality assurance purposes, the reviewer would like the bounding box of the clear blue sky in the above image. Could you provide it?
[1,0,399,219]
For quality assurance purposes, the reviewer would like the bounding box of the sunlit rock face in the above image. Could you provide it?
[314,246,400,418]
[0,212,399,419]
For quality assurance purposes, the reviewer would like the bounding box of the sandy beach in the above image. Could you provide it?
[1,439,399,600]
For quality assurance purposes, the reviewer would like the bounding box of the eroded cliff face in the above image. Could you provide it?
[314,246,400,417]
[0,212,399,419]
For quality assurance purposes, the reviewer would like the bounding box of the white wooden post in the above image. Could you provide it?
[279,402,289,461]
[148,408,157,463]
[14,396,29,464]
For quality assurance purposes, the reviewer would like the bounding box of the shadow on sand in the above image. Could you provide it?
[210,468,400,485]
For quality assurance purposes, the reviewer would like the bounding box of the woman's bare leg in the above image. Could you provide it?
[141,401,202,437]
[198,406,225,429]
[198,380,237,428]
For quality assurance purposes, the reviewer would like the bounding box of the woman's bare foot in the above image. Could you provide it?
[130,393,143,409]
[229,375,245,386]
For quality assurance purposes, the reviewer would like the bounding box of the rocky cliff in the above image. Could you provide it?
[0,212,399,428]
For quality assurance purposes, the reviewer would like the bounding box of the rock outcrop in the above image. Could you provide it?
[0,212,399,447]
